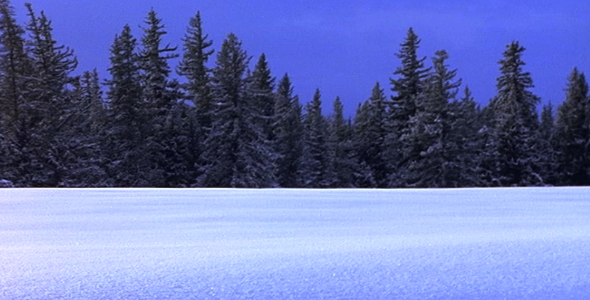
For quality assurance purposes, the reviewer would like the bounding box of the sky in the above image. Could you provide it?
[12,0,590,116]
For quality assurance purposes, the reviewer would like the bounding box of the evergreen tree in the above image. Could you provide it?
[249,53,275,141]
[302,89,328,187]
[0,0,33,184]
[198,33,275,187]
[352,101,377,187]
[177,11,214,130]
[554,68,590,185]
[326,97,354,187]
[22,4,78,186]
[353,82,388,187]
[104,24,147,186]
[538,102,558,185]
[401,50,460,187]
[273,73,304,187]
[488,41,542,186]
[139,9,187,186]
[62,70,109,186]
[386,28,430,187]
[448,86,485,186]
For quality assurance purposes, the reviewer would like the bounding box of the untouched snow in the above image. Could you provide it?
[1,188,590,299]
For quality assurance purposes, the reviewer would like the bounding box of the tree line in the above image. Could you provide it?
[1,1,589,188]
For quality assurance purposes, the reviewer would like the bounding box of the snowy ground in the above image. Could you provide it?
[1,188,590,299]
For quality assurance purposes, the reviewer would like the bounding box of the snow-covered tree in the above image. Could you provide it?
[104,24,147,186]
[301,89,328,187]
[325,97,354,187]
[0,0,33,185]
[353,82,388,187]
[386,28,430,187]
[554,68,590,185]
[21,4,79,186]
[400,50,460,187]
[198,33,275,187]
[273,73,304,187]
[177,11,213,131]
[487,41,542,186]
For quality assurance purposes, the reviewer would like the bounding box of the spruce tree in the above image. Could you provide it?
[554,68,590,185]
[448,86,484,186]
[104,24,146,186]
[273,73,304,187]
[0,0,32,184]
[23,4,78,186]
[177,11,214,130]
[139,9,187,186]
[249,53,275,141]
[401,50,460,187]
[539,102,557,185]
[301,89,328,187]
[326,96,354,187]
[386,28,430,187]
[198,33,275,187]
[353,82,387,187]
[488,41,542,186]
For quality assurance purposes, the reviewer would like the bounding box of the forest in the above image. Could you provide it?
[0,0,589,188]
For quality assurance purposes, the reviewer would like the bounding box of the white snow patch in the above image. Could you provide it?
[1,187,590,299]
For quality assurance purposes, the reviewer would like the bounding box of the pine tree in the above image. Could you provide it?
[488,41,542,186]
[23,4,78,186]
[301,89,328,187]
[447,86,485,186]
[62,70,109,186]
[0,0,33,184]
[249,53,275,141]
[386,28,430,187]
[401,50,460,187]
[198,33,275,187]
[177,11,214,130]
[352,101,376,187]
[104,24,147,186]
[554,68,590,185]
[325,97,354,187]
[538,102,557,185]
[353,82,387,187]
[273,73,304,187]
[139,9,187,186]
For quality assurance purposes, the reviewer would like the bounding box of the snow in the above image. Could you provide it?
[1,188,590,299]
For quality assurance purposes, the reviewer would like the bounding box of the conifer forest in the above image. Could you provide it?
[1,1,589,188]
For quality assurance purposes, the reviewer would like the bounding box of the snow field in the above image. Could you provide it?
[1,188,590,299]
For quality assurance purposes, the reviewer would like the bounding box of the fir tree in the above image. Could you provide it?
[0,0,33,184]
[354,82,388,187]
[139,9,187,186]
[104,24,147,186]
[302,89,328,187]
[249,53,275,141]
[386,27,430,187]
[23,4,78,186]
[198,33,275,187]
[273,73,304,187]
[448,86,485,186]
[401,50,460,187]
[554,68,590,185]
[177,11,213,131]
[326,97,354,187]
[488,41,542,186]
[538,102,557,185]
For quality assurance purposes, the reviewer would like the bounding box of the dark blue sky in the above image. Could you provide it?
[14,0,590,116]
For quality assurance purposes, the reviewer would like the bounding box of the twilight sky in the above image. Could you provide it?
[13,0,590,116]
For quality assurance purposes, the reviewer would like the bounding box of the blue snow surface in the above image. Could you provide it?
[1,188,590,299]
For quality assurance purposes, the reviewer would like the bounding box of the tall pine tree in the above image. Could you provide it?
[488,41,542,186]
[554,68,590,185]
[198,33,275,187]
